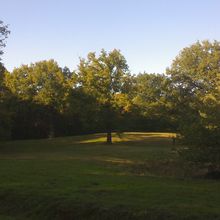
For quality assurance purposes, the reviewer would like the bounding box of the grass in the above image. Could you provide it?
[0,132,220,219]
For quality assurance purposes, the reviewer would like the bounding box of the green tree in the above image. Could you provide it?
[0,20,10,61]
[132,73,175,131]
[0,21,11,139]
[0,64,12,139]
[77,49,132,143]
[133,73,168,116]
[132,73,174,131]
[167,40,220,169]
[5,60,70,137]
[5,60,68,107]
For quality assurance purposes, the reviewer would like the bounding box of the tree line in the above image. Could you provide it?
[0,21,220,169]
[0,52,174,140]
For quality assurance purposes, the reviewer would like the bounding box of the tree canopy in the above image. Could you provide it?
[76,49,133,143]
[167,40,220,167]
[0,20,10,61]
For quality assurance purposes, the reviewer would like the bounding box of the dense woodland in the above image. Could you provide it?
[0,21,220,169]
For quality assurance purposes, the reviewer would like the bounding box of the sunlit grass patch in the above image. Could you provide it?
[77,132,175,144]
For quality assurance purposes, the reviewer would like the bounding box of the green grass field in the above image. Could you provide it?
[0,132,220,220]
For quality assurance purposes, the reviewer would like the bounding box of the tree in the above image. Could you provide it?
[0,21,11,139]
[0,20,10,61]
[0,64,12,139]
[132,73,174,131]
[167,40,220,170]
[76,49,132,144]
[4,60,70,137]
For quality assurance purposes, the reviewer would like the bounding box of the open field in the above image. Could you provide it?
[0,132,220,220]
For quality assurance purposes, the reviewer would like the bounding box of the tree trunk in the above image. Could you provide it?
[106,131,112,144]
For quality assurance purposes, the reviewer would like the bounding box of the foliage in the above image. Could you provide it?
[0,64,12,139]
[4,60,74,138]
[0,20,10,61]
[0,21,10,139]
[76,49,133,143]
[167,40,220,167]
[5,60,68,110]
[132,73,176,131]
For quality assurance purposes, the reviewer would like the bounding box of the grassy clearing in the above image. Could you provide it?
[0,132,220,219]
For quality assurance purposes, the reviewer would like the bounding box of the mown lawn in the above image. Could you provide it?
[0,132,220,220]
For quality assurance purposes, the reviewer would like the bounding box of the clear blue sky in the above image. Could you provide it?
[1,0,220,74]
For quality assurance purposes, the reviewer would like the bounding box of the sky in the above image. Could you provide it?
[1,0,220,74]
